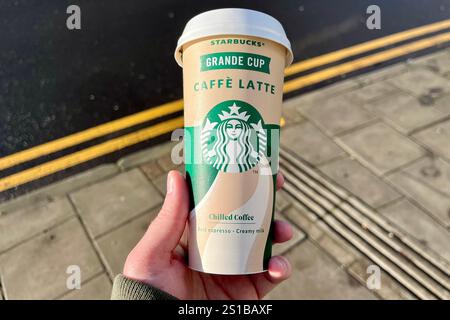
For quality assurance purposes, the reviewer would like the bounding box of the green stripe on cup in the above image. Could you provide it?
[200,52,271,74]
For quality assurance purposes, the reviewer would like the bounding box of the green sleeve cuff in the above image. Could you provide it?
[111,274,178,300]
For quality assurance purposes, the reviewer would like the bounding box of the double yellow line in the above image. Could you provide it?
[1,19,450,192]
[0,99,184,171]
[0,117,184,192]
[284,18,450,76]
[283,30,450,92]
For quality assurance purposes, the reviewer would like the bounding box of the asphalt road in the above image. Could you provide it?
[1,0,450,198]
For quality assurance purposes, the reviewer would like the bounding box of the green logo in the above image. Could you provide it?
[201,100,267,173]
[200,52,271,74]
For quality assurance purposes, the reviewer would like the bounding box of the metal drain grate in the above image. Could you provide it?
[279,148,450,300]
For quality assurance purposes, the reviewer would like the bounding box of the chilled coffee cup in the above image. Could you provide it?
[175,8,293,274]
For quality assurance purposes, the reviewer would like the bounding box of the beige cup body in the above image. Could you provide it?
[182,35,286,274]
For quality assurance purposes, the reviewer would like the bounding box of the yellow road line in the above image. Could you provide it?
[2,20,449,172]
[285,18,450,76]
[0,99,183,171]
[283,31,450,93]
[2,23,450,182]
[0,117,184,192]
[0,21,446,192]
[0,115,285,191]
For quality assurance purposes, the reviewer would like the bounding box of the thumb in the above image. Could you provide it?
[129,170,189,264]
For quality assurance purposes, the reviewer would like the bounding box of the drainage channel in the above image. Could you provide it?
[279,148,450,300]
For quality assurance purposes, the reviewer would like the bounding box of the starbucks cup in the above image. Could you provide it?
[175,8,293,274]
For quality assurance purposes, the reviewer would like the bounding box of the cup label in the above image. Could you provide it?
[182,36,285,274]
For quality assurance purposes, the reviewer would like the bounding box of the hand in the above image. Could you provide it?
[123,170,292,299]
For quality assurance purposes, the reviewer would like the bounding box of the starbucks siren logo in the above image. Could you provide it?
[201,100,267,173]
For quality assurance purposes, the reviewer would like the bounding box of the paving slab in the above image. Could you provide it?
[286,80,359,107]
[281,101,305,127]
[151,168,184,196]
[363,91,448,134]
[347,258,416,300]
[266,240,376,299]
[0,164,119,213]
[272,212,306,256]
[354,63,407,85]
[287,204,422,299]
[283,204,361,267]
[0,217,103,299]
[387,171,450,228]
[314,219,365,268]
[300,94,376,136]
[346,82,398,104]
[388,68,450,98]
[70,169,163,238]
[434,94,450,115]
[337,122,425,175]
[400,156,450,195]
[379,199,450,262]
[281,122,345,166]
[140,160,164,180]
[319,157,401,208]
[96,210,158,277]
[60,273,112,300]
[283,203,321,234]
[275,189,294,212]
[413,118,450,160]
[409,50,450,76]
[152,173,168,195]
[0,197,75,253]
[117,142,175,169]
[157,153,180,172]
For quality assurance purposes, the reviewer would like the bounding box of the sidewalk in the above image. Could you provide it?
[1,49,449,300]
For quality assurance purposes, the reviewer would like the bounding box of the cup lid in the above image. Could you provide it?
[174,8,293,67]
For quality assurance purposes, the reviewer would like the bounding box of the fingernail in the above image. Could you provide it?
[276,257,287,271]
[279,257,291,277]
[167,171,175,195]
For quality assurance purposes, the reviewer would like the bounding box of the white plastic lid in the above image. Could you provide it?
[174,8,293,67]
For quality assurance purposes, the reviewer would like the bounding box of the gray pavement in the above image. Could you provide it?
[1,49,450,299]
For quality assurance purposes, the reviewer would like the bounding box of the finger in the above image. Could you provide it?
[273,220,293,244]
[179,223,189,251]
[131,170,189,262]
[276,172,284,191]
[250,256,292,299]
[173,244,188,263]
